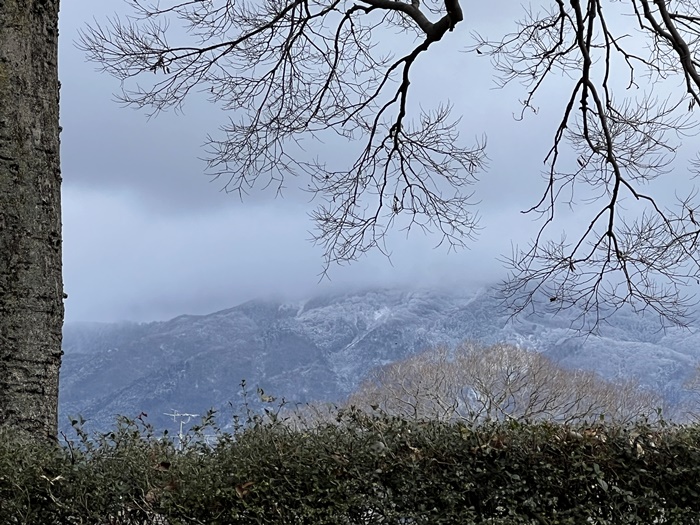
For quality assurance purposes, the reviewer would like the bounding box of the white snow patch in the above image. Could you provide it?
[373,307,391,321]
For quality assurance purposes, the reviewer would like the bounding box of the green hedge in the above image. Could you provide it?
[1,409,700,524]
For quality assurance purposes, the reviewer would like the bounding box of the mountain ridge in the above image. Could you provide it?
[59,287,700,433]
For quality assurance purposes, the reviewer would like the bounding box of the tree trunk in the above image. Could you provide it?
[0,0,63,439]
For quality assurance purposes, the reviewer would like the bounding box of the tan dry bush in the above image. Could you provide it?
[348,342,663,425]
[681,364,700,421]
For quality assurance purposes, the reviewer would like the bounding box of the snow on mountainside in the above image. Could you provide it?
[59,288,700,433]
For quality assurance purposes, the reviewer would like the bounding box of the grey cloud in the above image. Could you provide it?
[60,0,549,215]
[59,1,699,323]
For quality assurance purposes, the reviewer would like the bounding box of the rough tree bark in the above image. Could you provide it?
[0,0,63,439]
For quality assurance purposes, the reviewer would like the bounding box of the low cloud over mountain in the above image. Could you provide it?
[59,288,700,433]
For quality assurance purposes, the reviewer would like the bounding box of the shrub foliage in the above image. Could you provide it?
[1,406,700,524]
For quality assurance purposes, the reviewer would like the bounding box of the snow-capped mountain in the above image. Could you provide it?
[59,287,700,433]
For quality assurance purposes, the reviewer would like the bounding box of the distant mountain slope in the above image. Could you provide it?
[59,288,700,433]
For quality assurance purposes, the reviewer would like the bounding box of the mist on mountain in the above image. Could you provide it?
[59,287,700,434]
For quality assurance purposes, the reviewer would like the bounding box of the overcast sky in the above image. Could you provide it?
[57,1,694,323]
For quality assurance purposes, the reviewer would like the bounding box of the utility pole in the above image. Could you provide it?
[164,410,199,451]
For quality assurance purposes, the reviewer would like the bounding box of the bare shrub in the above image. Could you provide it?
[349,342,664,425]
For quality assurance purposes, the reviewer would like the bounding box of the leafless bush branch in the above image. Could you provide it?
[348,342,664,425]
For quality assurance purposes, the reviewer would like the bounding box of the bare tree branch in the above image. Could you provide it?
[78,0,483,275]
[471,0,700,328]
[80,0,700,327]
